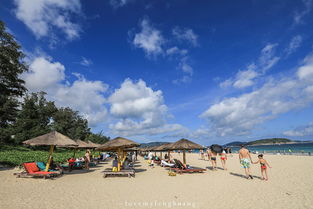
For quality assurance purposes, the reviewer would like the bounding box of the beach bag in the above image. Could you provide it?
[112,167,118,172]
[168,170,176,176]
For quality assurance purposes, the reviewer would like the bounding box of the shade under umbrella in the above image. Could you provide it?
[165,139,204,164]
[23,131,78,171]
[96,137,139,171]
[210,144,223,153]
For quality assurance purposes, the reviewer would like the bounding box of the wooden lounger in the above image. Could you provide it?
[171,159,206,174]
[171,167,206,174]
[103,169,135,178]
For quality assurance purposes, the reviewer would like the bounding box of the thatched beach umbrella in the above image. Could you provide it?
[23,131,78,171]
[165,139,203,164]
[96,137,139,171]
[154,143,171,159]
[87,140,101,148]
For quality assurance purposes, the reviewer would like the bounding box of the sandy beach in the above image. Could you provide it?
[0,153,313,209]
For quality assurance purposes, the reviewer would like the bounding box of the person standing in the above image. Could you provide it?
[220,150,227,170]
[239,145,253,179]
[85,150,91,170]
[208,148,217,170]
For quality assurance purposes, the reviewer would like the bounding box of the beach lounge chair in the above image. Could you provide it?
[103,168,135,178]
[14,162,60,179]
[171,159,206,174]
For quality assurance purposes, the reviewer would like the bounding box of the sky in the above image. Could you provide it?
[1,0,313,145]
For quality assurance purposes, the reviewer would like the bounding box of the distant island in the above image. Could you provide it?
[224,138,312,147]
[140,141,169,148]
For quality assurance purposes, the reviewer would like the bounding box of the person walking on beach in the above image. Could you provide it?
[253,154,271,181]
[208,149,218,170]
[239,145,253,179]
[220,150,227,170]
[200,149,205,160]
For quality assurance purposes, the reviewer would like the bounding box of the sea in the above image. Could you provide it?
[229,142,313,155]
[191,142,313,155]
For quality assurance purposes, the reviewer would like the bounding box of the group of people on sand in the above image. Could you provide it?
[202,145,272,180]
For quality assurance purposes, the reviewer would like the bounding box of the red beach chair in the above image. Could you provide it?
[14,162,60,179]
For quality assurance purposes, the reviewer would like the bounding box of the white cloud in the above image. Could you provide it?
[22,57,65,91]
[172,75,192,84]
[22,56,108,126]
[220,43,280,89]
[284,122,313,137]
[293,0,313,25]
[285,35,303,56]
[110,0,132,8]
[297,54,313,80]
[166,47,188,56]
[233,69,259,89]
[14,0,81,40]
[179,57,193,75]
[80,57,93,67]
[202,53,313,137]
[172,27,198,47]
[132,17,164,57]
[108,79,185,136]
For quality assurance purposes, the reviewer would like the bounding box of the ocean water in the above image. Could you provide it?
[230,142,313,154]
[190,143,313,154]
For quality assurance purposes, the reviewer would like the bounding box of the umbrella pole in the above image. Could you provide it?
[45,145,55,171]
[183,150,186,164]
[168,150,170,162]
[160,151,162,159]
[117,148,122,171]
[73,149,77,158]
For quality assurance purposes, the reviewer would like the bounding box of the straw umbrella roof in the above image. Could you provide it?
[164,138,203,150]
[96,137,139,151]
[154,143,172,151]
[87,140,101,148]
[23,131,78,147]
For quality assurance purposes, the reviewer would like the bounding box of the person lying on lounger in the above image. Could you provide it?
[161,160,175,167]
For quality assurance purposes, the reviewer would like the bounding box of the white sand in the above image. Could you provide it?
[0,153,313,209]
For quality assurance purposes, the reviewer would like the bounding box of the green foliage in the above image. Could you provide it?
[0,20,28,142]
[52,107,91,140]
[0,145,85,166]
[87,131,110,144]
[12,92,58,144]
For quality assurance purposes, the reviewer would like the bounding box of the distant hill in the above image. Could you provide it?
[225,138,294,147]
[246,138,292,145]
[140,142,169,148]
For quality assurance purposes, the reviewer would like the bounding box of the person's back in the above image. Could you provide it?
[239,147,250,159]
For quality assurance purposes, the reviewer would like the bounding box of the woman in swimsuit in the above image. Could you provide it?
[253,154,272,181]
[219,150,227,170]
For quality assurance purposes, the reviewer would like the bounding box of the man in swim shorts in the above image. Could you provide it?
[239,145,253,179]
[208,149,217,170]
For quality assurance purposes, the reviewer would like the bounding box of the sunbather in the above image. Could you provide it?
[161,160,175,167]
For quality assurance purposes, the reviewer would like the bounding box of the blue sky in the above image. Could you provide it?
[1,0,313,144]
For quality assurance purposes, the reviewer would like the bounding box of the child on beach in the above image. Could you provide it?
[219,150,227,170]
[253,154,272,181]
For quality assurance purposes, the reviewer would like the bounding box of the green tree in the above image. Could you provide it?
[52,107,90,140]
[13,92,57,144]
[0,20,28,143]
[87,131,110,144]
